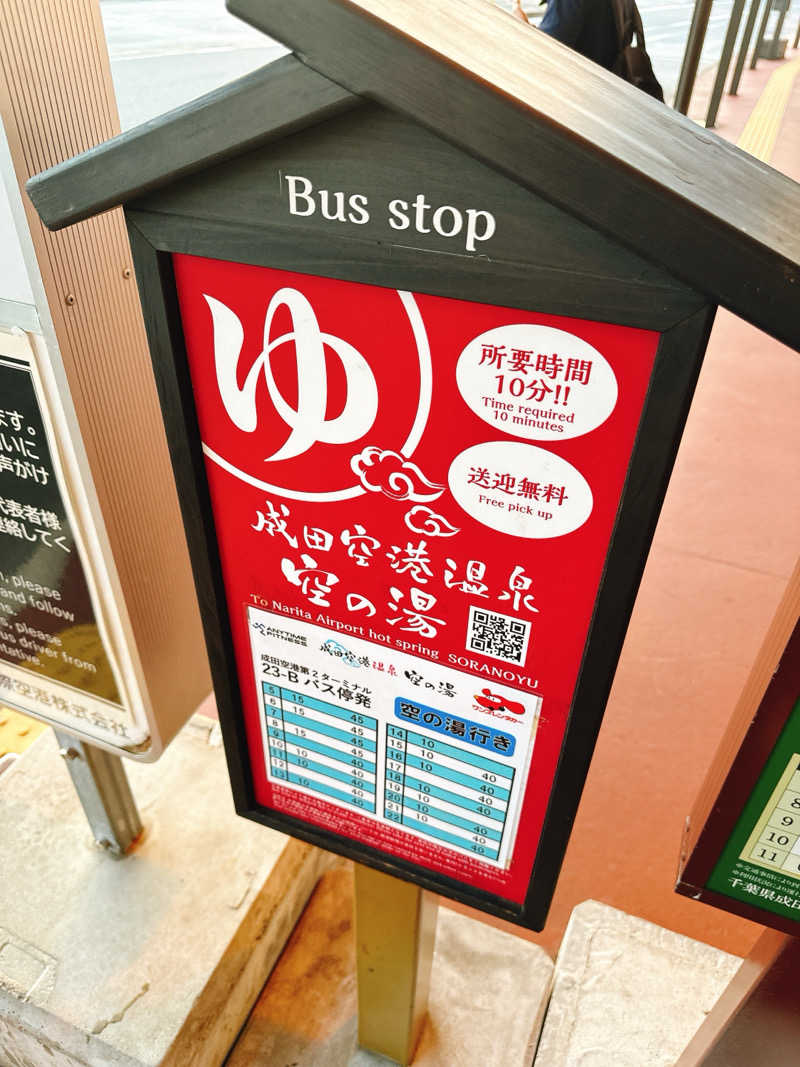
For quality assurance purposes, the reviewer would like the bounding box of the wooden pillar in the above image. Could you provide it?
[0,0,210,745]
[676,930,800,1065]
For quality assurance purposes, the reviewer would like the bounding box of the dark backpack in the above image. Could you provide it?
[610,0,665,101]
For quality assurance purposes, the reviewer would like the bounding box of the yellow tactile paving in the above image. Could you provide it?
[0,705,47,757]
[737,57,800,162]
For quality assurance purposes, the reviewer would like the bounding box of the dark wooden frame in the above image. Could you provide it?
[128,206,713,928]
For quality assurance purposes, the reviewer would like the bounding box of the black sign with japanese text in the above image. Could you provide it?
[0,349,125,735]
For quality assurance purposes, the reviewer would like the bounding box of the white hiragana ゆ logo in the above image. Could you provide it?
[205,287,378,462]
[201,288,432,502]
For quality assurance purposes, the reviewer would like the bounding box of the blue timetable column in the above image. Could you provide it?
[385,724,515,861]
[264,684,378,814]
[384,724,408,826]
[262,682,289,782]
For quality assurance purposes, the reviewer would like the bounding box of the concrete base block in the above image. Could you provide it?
[758,38,787,60]
[0,717,332,1067]
[228,865,554,1066]
[533,900,743,1067]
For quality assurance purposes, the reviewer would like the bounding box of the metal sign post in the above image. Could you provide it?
[54,730,143,856]
[354,865,437,1064]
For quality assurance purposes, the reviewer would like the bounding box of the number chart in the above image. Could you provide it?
[384,724,514,861]
[263,682,378,813]
[251,607,541,872]
[740,754,800,879]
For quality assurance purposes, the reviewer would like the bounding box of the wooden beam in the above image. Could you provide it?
[229,0,800,350]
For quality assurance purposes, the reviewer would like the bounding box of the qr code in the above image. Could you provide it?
[466,606,531,665]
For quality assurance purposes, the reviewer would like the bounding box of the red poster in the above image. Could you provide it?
[174,254,658,903]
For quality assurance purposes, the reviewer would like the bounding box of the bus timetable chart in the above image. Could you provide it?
[742,754,800,878]
[263,682,378,813]
[385,724,514,861]
[250,607,541,871]
[261,680,520,864]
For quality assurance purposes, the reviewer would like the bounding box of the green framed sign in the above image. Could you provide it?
[678,615,800,933]
[708,699,800,924]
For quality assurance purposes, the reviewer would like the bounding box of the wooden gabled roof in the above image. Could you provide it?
[229,0,800,349]
[27,56,358,231]
[27,0,800,349]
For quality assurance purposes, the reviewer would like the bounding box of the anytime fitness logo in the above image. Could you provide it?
[201,286,431,501]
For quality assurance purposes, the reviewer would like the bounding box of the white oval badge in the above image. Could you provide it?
[456,324,617,441]
[448,441,593,538]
